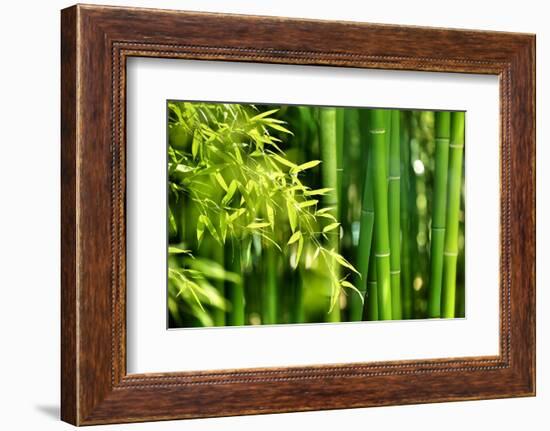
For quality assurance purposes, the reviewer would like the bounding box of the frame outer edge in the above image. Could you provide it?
[521,34,536,395]
[504,34,536,396]
[60,4,79,426]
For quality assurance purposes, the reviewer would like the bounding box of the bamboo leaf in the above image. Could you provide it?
[341,280,364,303]
[191,129,201,160]
[292,160,322,173]
[266,202,275,227]
[246,221,271,229]
[316,207,335,215]
[219,211,228,243]
[287,230,302,245]
[168,246,192,255]
[168,208,177,237]
[286,200,297,232]
[187,258,241,284]
[328,280,340,313]
[271,153,298,169]
[186,282,205,312]
[298,199,318,209]
[323,222,340,233]
[305,187,333,196]
[316,213,337,221]
[242,237,252,267]
[328,249,361,275]
[200,214,220,242]
[249,109,279,122]
[221,180,238,206]
[196,217,205,243]
[257,232,283,252]
[214,172,228,192]
[265,122,293,135]
[234,147,243,164]
[296,236,304,266]
[229,207,246,222]
[312,246,321,263]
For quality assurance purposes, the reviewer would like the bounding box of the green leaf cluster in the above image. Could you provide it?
[167,102,358,317]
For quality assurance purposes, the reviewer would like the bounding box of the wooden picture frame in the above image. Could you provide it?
[61,4,535,425]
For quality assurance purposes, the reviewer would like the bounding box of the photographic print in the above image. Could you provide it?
[61,6,535,423]
[167,102,465,328]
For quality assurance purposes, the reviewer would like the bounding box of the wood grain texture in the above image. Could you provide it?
[60,4,536,425]
[60,6,78,425]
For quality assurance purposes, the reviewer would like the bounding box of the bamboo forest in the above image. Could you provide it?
[167,101,465,328]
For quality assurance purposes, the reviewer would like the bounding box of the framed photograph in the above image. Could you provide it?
[61,4,535,425]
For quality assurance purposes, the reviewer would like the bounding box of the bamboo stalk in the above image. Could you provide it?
[388,110,402,319]
[353,110,375,321]
[364,230,379,320]
[428,111,451,318]
[441,111,465,318]
[319,107,341,322]
[409,112,423,318]
[336,108,345,209]
[212,243,226,326]
[399,111,413,319]
[263,247,278,324]
[292,268,304,323]
[226,241,245,326]
[341,109,359,251]
[369,109,392,320]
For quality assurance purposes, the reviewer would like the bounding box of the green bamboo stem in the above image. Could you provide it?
[212,242,226,326]
[428,111,451,318]
[292,268,304,323]
[409,112,423,318]
[399,111,413,319]
[364,231,379,321]
[263,247,278,324]
[369,109,392,320]
[226,241,245,326]
[388,110,402,320]
[341,109,359,249]
[353,111,374,321]
[441,111,465,318]
[336,108,345,209]
[319,107,341,322]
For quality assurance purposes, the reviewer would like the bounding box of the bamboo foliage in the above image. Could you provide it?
[167,102,358,326]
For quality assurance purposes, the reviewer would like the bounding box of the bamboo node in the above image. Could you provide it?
[369,128,386,135]
[444,251,458,256]
[375,252,390,257]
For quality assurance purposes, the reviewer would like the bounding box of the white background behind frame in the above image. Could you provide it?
[126,57,500,373]
[0,0,546,429]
